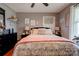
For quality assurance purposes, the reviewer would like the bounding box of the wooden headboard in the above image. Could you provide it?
[31,27,50,30]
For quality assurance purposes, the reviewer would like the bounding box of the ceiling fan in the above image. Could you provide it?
[31,3,49,8]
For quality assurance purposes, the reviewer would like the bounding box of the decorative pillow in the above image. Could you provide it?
[31,29,39,34]
[37,29,52,35]
[31,28,52,35]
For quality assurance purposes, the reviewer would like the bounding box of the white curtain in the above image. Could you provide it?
[70,4,79,39]
[73,5,79,37]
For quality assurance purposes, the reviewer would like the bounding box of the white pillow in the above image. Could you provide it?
[31,29,39,34]
[31,28,52,35]
[38,29,52,35]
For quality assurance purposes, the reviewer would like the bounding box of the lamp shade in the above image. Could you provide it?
[55,27,59,30]
[25,26,30,30]
[0,21,4,29]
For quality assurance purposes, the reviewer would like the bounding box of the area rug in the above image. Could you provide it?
[4,49,13,56]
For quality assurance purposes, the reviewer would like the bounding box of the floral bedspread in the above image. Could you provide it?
[13,35,78,56]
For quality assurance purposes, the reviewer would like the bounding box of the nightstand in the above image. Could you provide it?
[55,30,62,37]
[21,34,29,39]
[54,27,62,37]
[73,37,79,46]
[21,29,30,39]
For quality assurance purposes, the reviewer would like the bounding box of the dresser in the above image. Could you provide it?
[0,33,17,56]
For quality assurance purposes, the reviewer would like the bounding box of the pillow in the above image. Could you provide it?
[31,29,39,34]
[37,29,52,35]
[31,28,52,35]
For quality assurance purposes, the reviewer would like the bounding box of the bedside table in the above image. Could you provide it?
[21,34,29,39]
[73,37,79,46]
[54,30,62,37]
[55,34,62,37]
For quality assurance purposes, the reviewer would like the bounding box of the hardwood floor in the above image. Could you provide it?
[4,49,13,56]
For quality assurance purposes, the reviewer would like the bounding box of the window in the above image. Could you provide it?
[43,16,55,32]
[43,16,55,27]
[73,5,79,37]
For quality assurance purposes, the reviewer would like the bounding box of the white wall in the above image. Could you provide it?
[16,13,57,40]
[0,3,17,32]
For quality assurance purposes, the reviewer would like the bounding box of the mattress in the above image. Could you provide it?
[13,35,79,56]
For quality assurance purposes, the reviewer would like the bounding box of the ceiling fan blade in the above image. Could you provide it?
[43,3,48,6]
[31,3,35,8]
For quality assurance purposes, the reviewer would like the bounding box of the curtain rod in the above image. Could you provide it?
[73,3,79,7]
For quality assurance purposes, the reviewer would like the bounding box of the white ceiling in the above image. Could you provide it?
[5,3,70,13]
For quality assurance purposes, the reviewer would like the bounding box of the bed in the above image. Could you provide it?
[13,27,79,56]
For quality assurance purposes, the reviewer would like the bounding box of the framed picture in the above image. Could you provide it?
[25,18,30,25]
[30,19,36,26]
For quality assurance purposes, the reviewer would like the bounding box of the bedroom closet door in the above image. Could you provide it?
[43,16,55,32]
